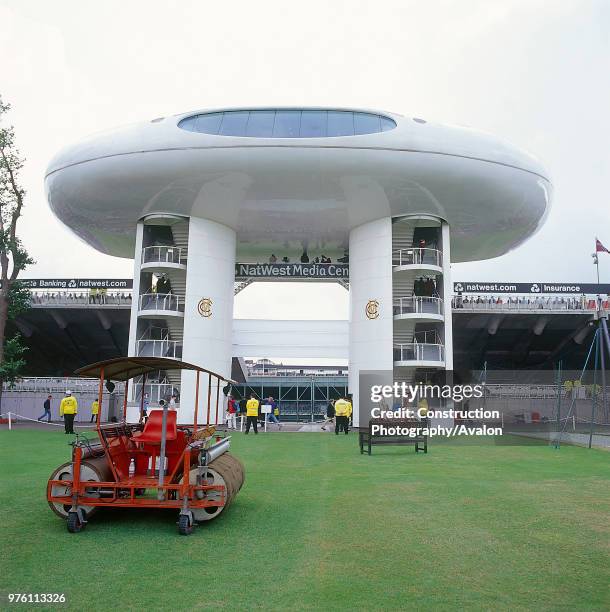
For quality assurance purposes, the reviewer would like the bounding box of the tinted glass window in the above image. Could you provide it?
[327,111,354,136]
[246,111,275,137]
[273,111,301,137]
[300,110,327,137]
[178,109,396,137]
[195,113,222,135]
[354,112,380,135]
[179,116,198,132]
[218,111,249,136]
[380,116,396,131]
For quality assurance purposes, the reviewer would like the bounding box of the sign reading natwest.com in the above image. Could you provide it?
[454,281,610,294]
[17,278,133,289]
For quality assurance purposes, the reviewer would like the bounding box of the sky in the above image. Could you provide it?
[1,0,609,323]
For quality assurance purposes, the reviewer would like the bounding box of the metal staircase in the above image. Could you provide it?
[170,221,189,262]
[163,268,186,296]
[234,279,254,295]
[166,319,184,344]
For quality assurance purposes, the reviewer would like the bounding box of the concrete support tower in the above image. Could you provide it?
[348,215,453,425]
[127,214,236,423]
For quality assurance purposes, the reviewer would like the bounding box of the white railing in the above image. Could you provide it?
[138,326,169,342]
[247,370,347,377]
[479,384,608,400]
[142,245,184,265]
[29,291,132,306]
[138,293,184,313]
[393,247,442,267]
[394,343,445,363]
[2,377,124,394]
[393,296,443,316]
[133,382,177,404]
[137,339,182,359]
[452,295,608,312]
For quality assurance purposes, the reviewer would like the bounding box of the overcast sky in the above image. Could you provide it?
[1,0,609,322]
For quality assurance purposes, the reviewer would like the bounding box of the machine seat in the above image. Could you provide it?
[131,410,177,443]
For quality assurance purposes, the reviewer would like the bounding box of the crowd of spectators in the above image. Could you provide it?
[268,249,349,264]
[30,291,133,305]
[414,277,439,298]
[452,294,609,311]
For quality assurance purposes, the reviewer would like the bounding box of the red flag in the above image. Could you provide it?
[596,238,610,254]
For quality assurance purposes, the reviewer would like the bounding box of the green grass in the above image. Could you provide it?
[1,430,609,611]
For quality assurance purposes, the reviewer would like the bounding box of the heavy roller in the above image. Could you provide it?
[46,357,245,535]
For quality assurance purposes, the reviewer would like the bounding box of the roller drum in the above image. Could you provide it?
[182,453,245,522]
[48,455,113,519]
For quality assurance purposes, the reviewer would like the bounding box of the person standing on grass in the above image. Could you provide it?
[226,395,237,430]
[37,395,52,422]
[334,396,352,435]
[60,390,78,434]
[321,398,335,431]
[142,392,150,421]
[90,398,99,423]
[265,396,282,429]
[245,394,260,434]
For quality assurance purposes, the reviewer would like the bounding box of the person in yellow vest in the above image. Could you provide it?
[334,396,352,435]
[60,390,78,434]
[245,394,260,434]
[417,397,429,419]
[90,398,99,423]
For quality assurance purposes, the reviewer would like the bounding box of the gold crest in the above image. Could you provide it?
[198,298,213,318]
[365,299,379,319]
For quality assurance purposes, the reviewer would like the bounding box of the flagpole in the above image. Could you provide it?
[594,237,602,284]
[596,256,600,284]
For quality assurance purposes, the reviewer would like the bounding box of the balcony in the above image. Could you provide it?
[138,293,185,318]
[393,247,442,271]
[141,246,186,271]
[137,339,183,359]
[393,296,444,321]
[393,342,445,366]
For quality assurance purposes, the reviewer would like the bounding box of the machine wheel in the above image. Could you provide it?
[180,453,245,523]
[48,458,112,520]
[178,514,193,536]
[67,511,85,533]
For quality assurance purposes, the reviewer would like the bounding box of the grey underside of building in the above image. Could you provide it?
[10,307,598,376]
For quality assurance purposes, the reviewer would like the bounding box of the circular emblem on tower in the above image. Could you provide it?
[365,299,379,319]
[198,298,213,318]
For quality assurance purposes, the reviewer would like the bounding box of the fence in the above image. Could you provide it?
[452,295,609,312]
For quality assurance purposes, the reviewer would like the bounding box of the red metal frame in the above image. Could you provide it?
[48,358,234,513]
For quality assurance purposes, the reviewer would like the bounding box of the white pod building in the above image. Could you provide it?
[45,107,551,424]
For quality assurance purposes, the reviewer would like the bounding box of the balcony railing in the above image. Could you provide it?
[30,291,132,307]
[394,343,445,363]
[393,247,442,267]
[138,293,184,313]
[137,339,183,359]
[393,296,443,317]
[452,295,608,312]
[142,245,184,265]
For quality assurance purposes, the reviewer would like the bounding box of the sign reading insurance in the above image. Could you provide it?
[454,281,610,294]
[235,262,349,280]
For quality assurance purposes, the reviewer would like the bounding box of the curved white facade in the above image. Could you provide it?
[45,107,551,263]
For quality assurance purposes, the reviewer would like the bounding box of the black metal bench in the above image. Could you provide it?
[359,418,428,455]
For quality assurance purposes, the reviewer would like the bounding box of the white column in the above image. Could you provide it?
[127,220,144,358]
[179,217,236,424]
[348,217,394,426]
[436,220,454,427]
[441,221,453,371]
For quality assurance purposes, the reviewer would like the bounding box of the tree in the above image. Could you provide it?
[0,95,34,388]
